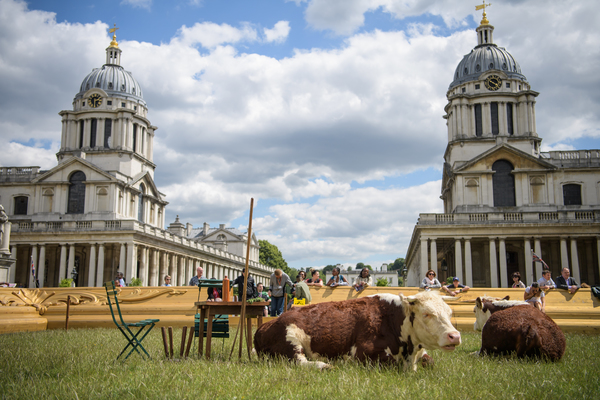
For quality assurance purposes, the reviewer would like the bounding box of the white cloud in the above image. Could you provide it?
[174,22,258,48]
[263,21,290,43]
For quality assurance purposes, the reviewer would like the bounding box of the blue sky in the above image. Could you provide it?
[1,0,599,270]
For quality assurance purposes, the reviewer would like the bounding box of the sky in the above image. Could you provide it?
[1,0,599,271]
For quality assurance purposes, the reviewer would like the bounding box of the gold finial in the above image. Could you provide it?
[109,24,119,48]
[475,1,492,25]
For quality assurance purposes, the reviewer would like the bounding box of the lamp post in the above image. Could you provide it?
[70,266,78,287]
[402,268,408,287]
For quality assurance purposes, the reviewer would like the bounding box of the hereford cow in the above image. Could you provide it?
[254,291,461,371]
[473,296,531,331]
[480,305,566,361]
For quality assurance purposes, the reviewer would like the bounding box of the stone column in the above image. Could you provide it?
[9,245,17,283]
[570,238,581,284]
[59,244,67,281]
[96,244,105,286]
[126,242,135,283]
[430,238,438,276]
[499,238,508,288]
[37,244,46,288]
[169,254,177,284]
[420,238,428,280]
[149,249,158,286]
[177,256,185,286]
[68,244,76,282]
[454,239,463,283]
[524,238,533,286]
[489,238,498,288]
[139,246,148,286]
[206,262,212,279]
[534,238,543,280]
[119,243,126,276]
[159,251,167,284]
[29,245,38,288]
[464,239,473,287]
[560,237,569,270]
[88,244,97,287]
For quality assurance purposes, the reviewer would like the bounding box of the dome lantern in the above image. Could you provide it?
[106,24,121,66]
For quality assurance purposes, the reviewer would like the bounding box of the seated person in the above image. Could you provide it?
[555,268,579,294]
[442,277,470,297]
[420,269,442,290]
[326,267,349,287]
[289,275,312,309]
[255,283,270,316]
[162,275,171,287]
[524,282,545,312]
[353,268,373,291]
[511,271,526,288]
[306,270,324,287]
[207,277,223,302]
[537,269,556,290]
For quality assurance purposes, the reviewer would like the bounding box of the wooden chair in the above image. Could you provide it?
[104,281,159,360]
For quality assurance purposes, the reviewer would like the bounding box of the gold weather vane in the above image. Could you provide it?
[475,1,492,25]
[109,24,119,48]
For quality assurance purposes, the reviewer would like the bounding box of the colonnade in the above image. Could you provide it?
[10,241,272,289]
[420,236,600,287]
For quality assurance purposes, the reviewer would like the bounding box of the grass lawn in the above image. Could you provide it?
[0,327,598,399]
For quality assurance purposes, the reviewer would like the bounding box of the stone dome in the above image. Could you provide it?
[449,44,527,90]
[74,64,146,106]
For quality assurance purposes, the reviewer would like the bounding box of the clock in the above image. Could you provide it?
[88,93,102,108]
[484,75,502,91]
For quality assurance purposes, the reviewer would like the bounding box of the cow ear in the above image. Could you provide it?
[406,295,419,305]
[503,295,510,301]
[476,297,482,308]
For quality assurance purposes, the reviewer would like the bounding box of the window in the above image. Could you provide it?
[506,103,514,135]
[138,184,145,222]
[492,160,516,207]
[90,118,97,147]
[132,124,137,153]
[79,121,84,148]
[107,100,112,106]
[104,119,112,148]
[14,196,28,215]
[121,102,125,108]
[491,102,499,135]
[474,104,483,137]
[475,84,480,90]
[563,184,582,205]
[506,82,510,88]
[67,171,86,214]
[462,87,466,93]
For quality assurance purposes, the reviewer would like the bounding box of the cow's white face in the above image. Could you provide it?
[396,292,461,351]
[473,299,490,331]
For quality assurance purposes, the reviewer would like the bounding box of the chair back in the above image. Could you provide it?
[104,280,125,327]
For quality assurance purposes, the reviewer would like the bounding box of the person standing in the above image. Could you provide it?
[268,269,292,317]
[230,273,257,299]
[189,266,204,286]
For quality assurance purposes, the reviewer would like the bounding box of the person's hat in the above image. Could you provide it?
[453,277,459,281]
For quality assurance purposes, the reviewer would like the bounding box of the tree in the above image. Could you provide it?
[376,277,390,287]
[259,240,291,276]
[355,262,365,270]
[365,264,372,271]
[323,265,336,273]
[388,258,405,271]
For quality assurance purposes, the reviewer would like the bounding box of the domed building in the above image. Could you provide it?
[405,10,600,288]
[0,30,270,288]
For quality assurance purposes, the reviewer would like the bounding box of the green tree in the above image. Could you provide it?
[388,258,405,271]
[365,264,372,270]
[259,240,291,276]
[376,277,390,287]
[355,262,365,270]
[323,265,336,273]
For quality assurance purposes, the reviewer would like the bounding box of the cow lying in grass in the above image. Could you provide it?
[473,296,531,331]
[254,291,461,371]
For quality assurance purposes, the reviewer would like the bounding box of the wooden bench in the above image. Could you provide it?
[194,313,229,339]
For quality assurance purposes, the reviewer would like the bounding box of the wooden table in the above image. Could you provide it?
[194,301,268,359]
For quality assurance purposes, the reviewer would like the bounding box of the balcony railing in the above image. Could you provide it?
[418,210,600,225]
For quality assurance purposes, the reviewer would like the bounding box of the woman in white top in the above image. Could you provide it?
[420,269,442,290]
[353,268,373,291]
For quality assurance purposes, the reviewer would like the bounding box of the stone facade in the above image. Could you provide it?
[405,14,600,287]
[0,33,274,288]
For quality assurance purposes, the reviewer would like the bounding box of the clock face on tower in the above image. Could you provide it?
[484,75,502,91]
[88,93,102,108]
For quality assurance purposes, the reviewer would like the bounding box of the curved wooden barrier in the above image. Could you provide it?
[1,286,599,334]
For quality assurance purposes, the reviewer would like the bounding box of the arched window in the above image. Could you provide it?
[563,184,582,205]
[492,160,516,207]
[67,171,86,214]
[14,196,28,215]
[138,184,145,222]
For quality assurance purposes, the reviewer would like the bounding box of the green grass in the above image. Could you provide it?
[0,328,598,399]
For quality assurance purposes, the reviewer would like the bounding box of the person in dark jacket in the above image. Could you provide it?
[555,268,579,294]
[231,273,257,299]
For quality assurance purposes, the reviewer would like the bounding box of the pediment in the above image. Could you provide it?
[129,171,163,201]
[454,143,556,174]
[32,157,117,184]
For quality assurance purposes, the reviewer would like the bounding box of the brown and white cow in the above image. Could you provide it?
[254,291,461,371]
[479,305,566,361]
[473,296,531,331]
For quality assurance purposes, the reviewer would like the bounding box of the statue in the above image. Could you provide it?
[0,204,10,255]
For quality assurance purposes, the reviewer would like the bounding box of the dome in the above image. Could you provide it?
[449,44,527,90]
[74,64,146,106]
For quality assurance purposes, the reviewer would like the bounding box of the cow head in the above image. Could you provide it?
[400,292,461,351]
[473,297,492,331]
[473,296,529,331]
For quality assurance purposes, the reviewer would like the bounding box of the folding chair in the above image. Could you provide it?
[104,281,159,360]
